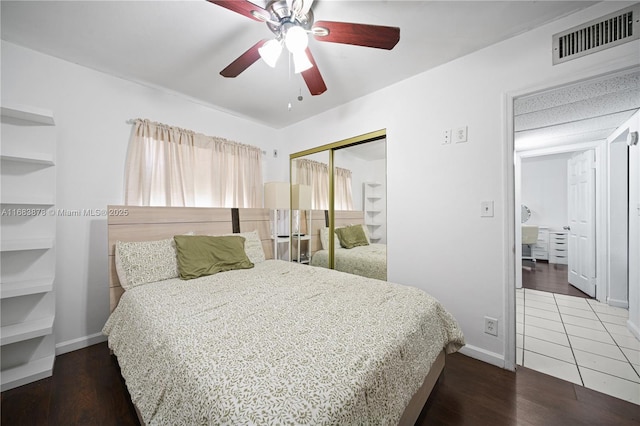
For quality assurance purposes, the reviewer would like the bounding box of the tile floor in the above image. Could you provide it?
[516,288,640,405]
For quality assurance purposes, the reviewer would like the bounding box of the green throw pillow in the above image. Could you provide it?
[174,235,254,280]
[335,225,370,249]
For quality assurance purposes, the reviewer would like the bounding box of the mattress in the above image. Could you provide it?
[103,260,464,425]
[311,243,387,280]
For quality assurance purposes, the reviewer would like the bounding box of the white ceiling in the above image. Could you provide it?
[1,0,599,129]
[514,69,640,151]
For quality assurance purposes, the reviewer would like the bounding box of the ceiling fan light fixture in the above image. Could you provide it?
[258,39,283,67]
[285,25,309,53]
[293,49,313,73]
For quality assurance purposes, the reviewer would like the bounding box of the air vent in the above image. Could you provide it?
[553,5,640,65]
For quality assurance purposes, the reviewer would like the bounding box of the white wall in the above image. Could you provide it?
[279,2,640,365]
[1,41,283,353]
[609,140,629,308]
[521,154,571,229]
[625,113,640,339]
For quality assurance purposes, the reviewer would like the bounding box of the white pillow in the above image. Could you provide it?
[115,238,180,290]
[319,227,341,251]
[223,230,266,264]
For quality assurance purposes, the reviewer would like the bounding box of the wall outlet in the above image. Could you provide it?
[455,126,468,143]
[484,316,498,336]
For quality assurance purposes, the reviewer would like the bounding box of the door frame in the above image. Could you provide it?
[515,142,607,302]
[502,68,637,370]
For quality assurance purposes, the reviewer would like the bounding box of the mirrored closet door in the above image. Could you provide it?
[290,130,387,278]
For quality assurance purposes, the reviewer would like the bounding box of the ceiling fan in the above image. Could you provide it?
[208,0,400,96]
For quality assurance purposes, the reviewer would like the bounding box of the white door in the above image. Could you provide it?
[567,150,596,297]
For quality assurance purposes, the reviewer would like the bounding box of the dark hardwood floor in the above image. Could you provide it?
[3,342,639,425]
[522,261,592,298]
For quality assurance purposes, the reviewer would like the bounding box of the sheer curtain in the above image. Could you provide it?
[295,159,353,210]
[124,119,263,207]
[334,167,354,210]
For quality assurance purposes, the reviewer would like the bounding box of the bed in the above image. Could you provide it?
[103,205,464,425]
[310,210,387,280]
[311,243,387,280]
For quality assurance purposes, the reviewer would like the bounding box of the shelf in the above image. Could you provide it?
[1,103,56,392]
[1,316,55,346]
[272,236,290,243]
[1,238,54,252]
[1,355,55,392]
[365,182,382,187]
[272,235,310,242]
[365,223,382,227]
[1,278,54,299]
[1,105,55,125]
[366,196,382,201]
[1,153,54,166]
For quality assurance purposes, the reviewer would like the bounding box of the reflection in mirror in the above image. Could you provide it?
[290,130,387,279]
[290,152,330,264]
[328,140,387,280]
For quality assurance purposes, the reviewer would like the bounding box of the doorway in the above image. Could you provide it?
[511,69,640,404]
[517,147,602,299]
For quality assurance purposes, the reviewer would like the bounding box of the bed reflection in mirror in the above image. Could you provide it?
[291,134,387,280]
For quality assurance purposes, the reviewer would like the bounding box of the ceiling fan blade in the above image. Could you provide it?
[301,48,327,96]
[312,20,400,50]
[300,0,314,15]
[220,39,268,78]
[207,0,270,22]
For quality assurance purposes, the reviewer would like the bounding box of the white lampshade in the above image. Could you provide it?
[292,184,312,210]
[264,182,290,209]
[258,39,282,68]
[293,50,313,74]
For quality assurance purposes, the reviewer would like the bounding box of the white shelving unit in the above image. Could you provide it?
[291,210,312,264]
[549,230,569,264]
[363,182,383,243]
[271,233,291,261]
[1,104,57,391]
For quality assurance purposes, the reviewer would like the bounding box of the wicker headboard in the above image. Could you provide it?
[107,205,273,312]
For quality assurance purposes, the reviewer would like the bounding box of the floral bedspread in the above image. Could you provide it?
[311,243,387,280]
[103,260,464,425]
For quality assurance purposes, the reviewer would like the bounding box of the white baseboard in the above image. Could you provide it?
[627,319,640,341]
[55,332,107,355]
[457,344,505,369]
[607,298,629,309]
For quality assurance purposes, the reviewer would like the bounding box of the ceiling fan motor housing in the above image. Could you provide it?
[266,0,314,37]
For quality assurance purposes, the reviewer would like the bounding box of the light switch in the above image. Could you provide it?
[481,201,494,217]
